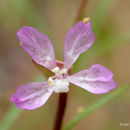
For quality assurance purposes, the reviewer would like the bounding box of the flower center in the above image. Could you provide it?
[48,67,69,93]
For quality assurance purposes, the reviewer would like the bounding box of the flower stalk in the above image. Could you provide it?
[54,93,68,130]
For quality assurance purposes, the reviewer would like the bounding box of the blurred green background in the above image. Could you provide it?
[0,0,130,130]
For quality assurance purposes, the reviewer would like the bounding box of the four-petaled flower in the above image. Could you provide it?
[11,19,117,110]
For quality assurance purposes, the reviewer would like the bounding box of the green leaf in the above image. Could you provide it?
[64,84,129,130]
[0,105,23,130]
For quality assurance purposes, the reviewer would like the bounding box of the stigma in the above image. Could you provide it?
[54,79,69,93]
[48,78,69,93]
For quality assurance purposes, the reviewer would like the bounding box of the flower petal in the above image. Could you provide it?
[64,21,95,69]
[67,64,117,94]
[11,82,54,110]
[17,26,56,70]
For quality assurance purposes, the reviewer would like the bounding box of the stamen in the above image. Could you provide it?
[61,69,67,75]
[52,67,60,73]
[52,67,68,77]
[48,77,54,86]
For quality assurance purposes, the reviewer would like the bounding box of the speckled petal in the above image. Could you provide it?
[17,26,56,70]
[11,82,54,110]
[64,21,95,69]
[67,64,117,94]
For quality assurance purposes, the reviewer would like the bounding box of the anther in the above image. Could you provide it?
[52,67,60,73]
[48,77,54,86]
[82,17,90,24]
[61,69,67,75]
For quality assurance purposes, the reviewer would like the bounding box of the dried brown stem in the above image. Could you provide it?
[75,0,88,23]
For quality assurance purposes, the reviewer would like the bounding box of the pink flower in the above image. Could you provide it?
[11,20,117,110]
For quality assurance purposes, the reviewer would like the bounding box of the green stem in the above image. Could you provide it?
[0,105,23,130]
